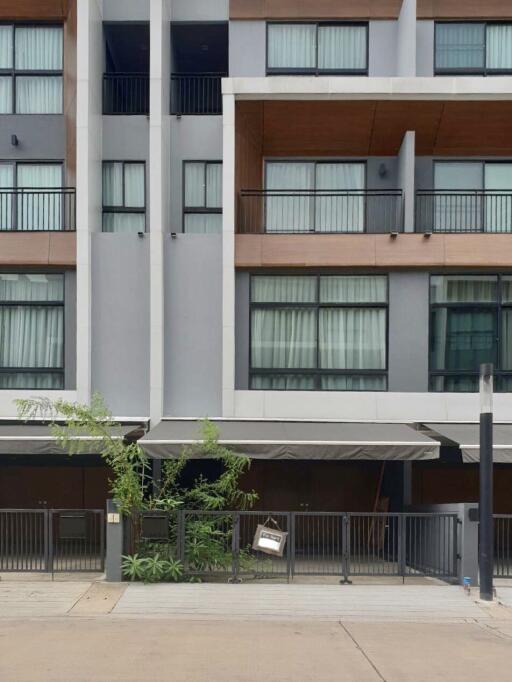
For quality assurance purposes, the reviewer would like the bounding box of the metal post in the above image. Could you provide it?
[152,458,162,496]
[479,363,494,601]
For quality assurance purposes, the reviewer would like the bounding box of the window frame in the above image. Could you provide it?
[0,272,65,390]
[102,160,147,233]
[429,274,512,392]
[249,273,389,391]
[265,21,369,76]
[0,21,64,114]
[434,21,512,76]
[182,160,222,233]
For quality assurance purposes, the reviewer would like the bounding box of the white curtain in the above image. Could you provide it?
[318,25,366,71]
[320,276,387,303]
[17,164,61,231]
[430,275,497,304]
[435,23,485,70]
[252,276,317,303]
[0,77,12,114]
[103,163,124,207]
[0,273,64,389]
[251,308,316,369]
[321,375,385,390]
[184,163,205,207]
[15,27,63,70]
[0,164,14,230]
[315,163,365,232]
[487,24,512,70]
[266,162,314,233]
[251,375,315,390]
[16,76,62,114]
[0,25,12,68]
[319,309,386,370]
[124,163,145,208]
[434,162,483,232]
[267,24,316,70]
[206,164,222,208]
[184,214,222,234]
[484,163,512,233]
[103,213,146,234]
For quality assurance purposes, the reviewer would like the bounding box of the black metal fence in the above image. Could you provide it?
[238,190,404,234]
[103,73,150,115]
[133,510,458,582]
[416,191,512,233]
[494,515,512,578]
[0,188,76,231]
[170,73,225,115]
[0,509,104,573]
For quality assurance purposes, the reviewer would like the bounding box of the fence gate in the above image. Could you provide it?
[494,515,512,578]
[0,509,105,573]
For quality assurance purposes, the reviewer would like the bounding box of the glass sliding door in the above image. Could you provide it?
[265,162,315,233]
[484,163,512,233]
[0,164,14,230]
[315,163,365,232]
[16,164,62,231]
[434,162,483,232]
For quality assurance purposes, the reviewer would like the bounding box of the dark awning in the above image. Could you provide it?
[424,423,512,463]
[139,420,440,461]
[0,423,142,456]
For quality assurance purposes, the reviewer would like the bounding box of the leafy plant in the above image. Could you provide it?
[121,554,147,582]
[122,554,183,583]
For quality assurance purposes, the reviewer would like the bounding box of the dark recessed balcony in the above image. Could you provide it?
[103,22,149,115]
[0,188,75,232]
[170,73,226,116]
[416,191,512,233]
[103,73,149,115]
[238,189,404,234]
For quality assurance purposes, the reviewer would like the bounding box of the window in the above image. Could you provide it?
[250,275,388,391]
[265,161,366,233]
[183,161,222,233]
[0,24,63,113]
[0,162,63,231]
[433,161,512,233]
[430,275,512,392]
[0,273,64,389]
[267,22,368,75]
[102,162,146,233]
[435,22,512,74]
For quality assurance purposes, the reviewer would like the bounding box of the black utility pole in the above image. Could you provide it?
[479,363,494,601]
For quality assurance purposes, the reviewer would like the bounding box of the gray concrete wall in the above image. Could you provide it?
[170,116,223,232]
[235,271,250,390]
[164,234,223,417]
[367,157,399,189]
[0,116,65,160]
[64,271,77,390]
[388,271,429,392]
[416,20,435,77]
[396,0,416,76]
[398,132,415,232]
[369,21,398,77]
[91,234,150,417]
[172,0,228,21]
[102,117,149,161]
[229,21,266,76]
[103,0,149,21]
[415,157,434,190]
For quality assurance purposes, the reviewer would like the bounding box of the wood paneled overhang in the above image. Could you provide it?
[0,233,76,267]
[235,234,512,269]
[230,0,403,20]
[0,0,69,19]
[417,0,512,20]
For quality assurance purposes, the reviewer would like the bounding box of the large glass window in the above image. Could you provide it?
[0,273,64,389]
[430,275,512,392]
[102,162,146,233]
[250,275,388,391]
[265,161,366,233]
[183,161,222,233]
[0,25,63,113]
[267,22,368,75]
[435,22,512,74]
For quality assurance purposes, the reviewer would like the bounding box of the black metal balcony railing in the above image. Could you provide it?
[416,190,512,233]
[0,188,76,232]
[170,73,226,115]
[238,189,404,234]
[103,73,150,115]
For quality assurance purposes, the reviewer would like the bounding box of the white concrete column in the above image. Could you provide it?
[396,0,417,76]
[149,0,171,424]
[397,131,416,232]
[222,92,236,417]
[76,0,103,404]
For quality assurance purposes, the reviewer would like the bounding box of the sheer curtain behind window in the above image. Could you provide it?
[184,163,205,207]
[487,24,512,70]
[0,164,14,230]
[315,164,365,232]
[124,163,145,207]
[435,23,485,70]
[103,163,124,206]
[266,162,314,232]
[206,164,222,208]
[17,164,61,231]
[484,163,512,233]
[15,27,63,114]
[319,308,386,371]
[434,162,483,232]
[0,26,13,113]
[267,24,316,70]
[318,25,366,71]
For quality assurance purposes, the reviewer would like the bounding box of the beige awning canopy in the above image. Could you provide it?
[139,420,440,461]
[0,423,143,456]
[424,423,512,463]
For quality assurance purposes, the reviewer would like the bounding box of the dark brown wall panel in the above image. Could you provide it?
[0,0,68,19]
[418,0,512,20]
[231,0,403,20]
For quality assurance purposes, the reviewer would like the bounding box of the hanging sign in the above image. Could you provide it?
[252,521,288,557]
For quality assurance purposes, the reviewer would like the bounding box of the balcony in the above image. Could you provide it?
[238,189,404,235]
[416,191,512,234]
[0,188,75,232]
[170,73,225,116]
[103,73,149,115]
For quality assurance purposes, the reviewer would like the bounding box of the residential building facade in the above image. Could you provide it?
[2,0,512,515]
